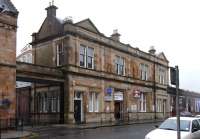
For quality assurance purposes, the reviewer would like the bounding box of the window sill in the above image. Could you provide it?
[88,112,100,113]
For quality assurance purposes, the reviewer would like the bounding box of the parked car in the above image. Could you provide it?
[180,111,193,117]
[195,115,200,118]
[145,117,200,139]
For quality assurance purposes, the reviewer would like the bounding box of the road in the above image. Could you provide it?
[35,122,161,139]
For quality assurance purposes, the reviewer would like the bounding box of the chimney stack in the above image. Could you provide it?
[31,33,37,42]
[45,1,57,17]
[111,29,120,42]
[149,46,156,55]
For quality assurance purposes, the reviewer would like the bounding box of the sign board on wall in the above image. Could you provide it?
[106,87,112,95]
[104,96,112,101]
[104,87,113,101]
[114,92,123,101]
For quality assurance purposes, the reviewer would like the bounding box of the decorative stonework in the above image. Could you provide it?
[0,22,16,31]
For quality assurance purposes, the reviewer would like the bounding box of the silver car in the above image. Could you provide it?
[145,117,200,139]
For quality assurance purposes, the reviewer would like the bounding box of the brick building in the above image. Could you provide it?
[28,3,170,124]
[0,0,18,119]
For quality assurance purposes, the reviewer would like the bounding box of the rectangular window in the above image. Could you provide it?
[51,93,58,113]
[43,94,48,113]
[156,99,162,112]
[140,64,149,80]
[89,92,99,112]
[79,45,94,69]
[57,43,64,66]
[139,93,146,112]
[115,56,125,75]
[87,47,94,69]
[38,91,60,113]
[39,94,43,113]
[80,45,86,67]
[57,96,60,112]
[159,68,165,84]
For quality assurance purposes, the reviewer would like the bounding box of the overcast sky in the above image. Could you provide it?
[12,0,200,92]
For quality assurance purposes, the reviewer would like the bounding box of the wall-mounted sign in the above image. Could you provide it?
[105,87,113,101]
[0,98,11,108]
[114,92,123,101]
[104,96,112,101]
[106,87,112,95]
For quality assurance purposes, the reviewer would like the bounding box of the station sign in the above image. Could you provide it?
[104,87,113,101]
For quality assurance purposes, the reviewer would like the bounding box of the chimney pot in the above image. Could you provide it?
[111,29,120,42]
[149,46,156,55]
[45,4,58,17]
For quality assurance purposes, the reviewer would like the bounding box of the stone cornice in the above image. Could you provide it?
[61,65,167,91]
[0,62,16,68]
[0,20,17,31]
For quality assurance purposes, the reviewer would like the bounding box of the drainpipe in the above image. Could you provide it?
[149,46,156,120]
[153,55,156,120]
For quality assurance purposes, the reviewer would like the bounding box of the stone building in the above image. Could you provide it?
[29,3,169,124]
[0,0,18,119]
[168,87,200,116]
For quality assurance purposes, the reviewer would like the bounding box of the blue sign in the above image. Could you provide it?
[0,99,11,107]
[106,87,112,95]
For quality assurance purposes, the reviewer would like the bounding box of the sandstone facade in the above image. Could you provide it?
[0,0,18,119]
[30,4,169,124]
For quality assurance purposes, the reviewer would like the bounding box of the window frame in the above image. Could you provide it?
[79,45,94,69]
[115,56,125,76]
[79,45,86,67]
[156,99,162,112]
[88,92,99,112]
[159,68,166,84]
[56,42,64,66]
[139,92,146,112]
[140,63,149,81]
[87,47,94,69]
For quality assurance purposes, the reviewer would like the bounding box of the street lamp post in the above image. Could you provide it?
[175,66,180,139]
[170,66,180,139]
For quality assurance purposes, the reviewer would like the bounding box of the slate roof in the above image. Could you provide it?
[0,0,18,16]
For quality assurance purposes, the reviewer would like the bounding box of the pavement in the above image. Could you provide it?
[54,119,163,129]
[0,130,32,139]
[0,119,164,139]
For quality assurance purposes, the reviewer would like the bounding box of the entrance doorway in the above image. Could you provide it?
[114,101,123,120]
[74,91,83,124]
[16,87,31,125]
[74,100,81,123]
